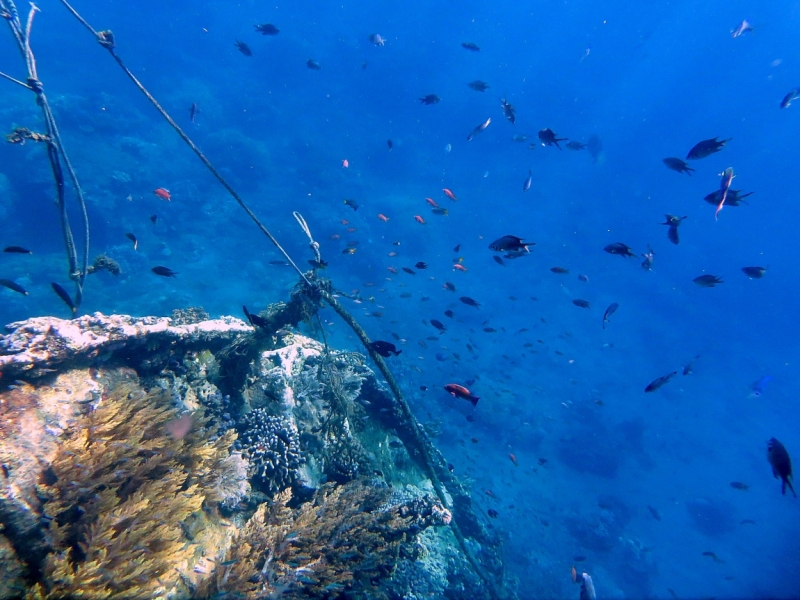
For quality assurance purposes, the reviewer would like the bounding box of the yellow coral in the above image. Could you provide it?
[27,380,240,599]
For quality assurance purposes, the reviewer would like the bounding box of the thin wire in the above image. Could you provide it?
[0,70,32,89]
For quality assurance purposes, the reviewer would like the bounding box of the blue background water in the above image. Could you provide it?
[1,0,799,597]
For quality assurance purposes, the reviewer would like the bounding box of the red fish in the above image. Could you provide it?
[377,213,390,222]
[330,234,341,240]
[453,264,468,272]
[444,383,479,406]
[153,188,171,201]
[414,215,426,225]
[388,266,398,274]
[347,227,358,233]
[485,489,497,498]
[509,453,518,466]
[425,197,439,207]
[340,219,349,225]
[443,188,458,201]
[342,159,349,168]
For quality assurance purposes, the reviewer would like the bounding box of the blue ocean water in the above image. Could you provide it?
[1,0,799,597]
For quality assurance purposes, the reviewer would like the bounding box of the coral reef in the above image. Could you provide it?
[195,480,453,599]
[237,408,302,495]
[0,313,251,377]
[0,313,513,599]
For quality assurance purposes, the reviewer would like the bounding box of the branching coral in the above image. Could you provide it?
[195,480,452,600]
[237,408,302,495]
[27,381,243,599]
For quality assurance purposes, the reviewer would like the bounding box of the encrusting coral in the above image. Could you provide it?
[194,480,452,599]
[26,380,246,599]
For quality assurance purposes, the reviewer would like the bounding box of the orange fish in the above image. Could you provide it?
[347,227,358,233]
[330,234,341,240]
[341,219,349,225]
[153,188,171,201]
[453,264,468,272]
[377,213,390,222]
[443,188,458,201]
[342,159,349,168]
[509,453,518,466]
[425,197,439,207]
[414,215,426,225]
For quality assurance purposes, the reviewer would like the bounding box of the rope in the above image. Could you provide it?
[293,211,321,264]
[0,0,89,308]
[0,70,32,89]
[318,289,500,598]
[58,0,311,288]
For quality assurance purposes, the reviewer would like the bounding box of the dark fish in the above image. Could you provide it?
[647,505,661,521]
[150,214,158,224]
[493,256,505,267]
[467,117,491,141]
[663,157,694,175]
[421,385,429,392]
[415,262,428,269]
[578,274,589,282]
[444,383,479,406]
[188,102,199,123]
[254,23,280,35]
[641,244,655,271]
[483,327,496,333]
[693,274,723,287]
[443,281,456,292]
[767,438,796,497]
[550,267,569,274]
[538,128,567,149]
[740,519,756,525]
[500,97,516,124]
[0,279,28,295]
[686,137,730,160]
[342,247,356,255]
[444,310,455,318]
[572,299,590,309]
[235,40,253,56]
[487,509,499,518]
[152,266,178,278]
[703,189,752,207]
[402,267,415,275]
[461,42,480,51]
[523,170,532,192]
[702,551,725,564]
[489,235,533,253]
[125,232,138,250]
[780,89,800,109]
[645,371,677,393]
[731,19,753,38]
[741,266,767,279]
[730,481,749,491]
[343,198,359,211]
[468,80,490,92]
[460,296,480,309]
[573,555,587,563]
[503,250,529,260]
[307,59,321,70]
[432,207,449,216]
[51,282,76,315]
[604,242,637,258]
[565,141,587,151]
[387,139,393,150]
[3,246,31,254]
[430,319,447,332]
[602,303,619,329]
[662,214,687,245]
[419,94,441,105]
[368,340,402,357]
[587,134,603,162]
[243,305,269,329]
